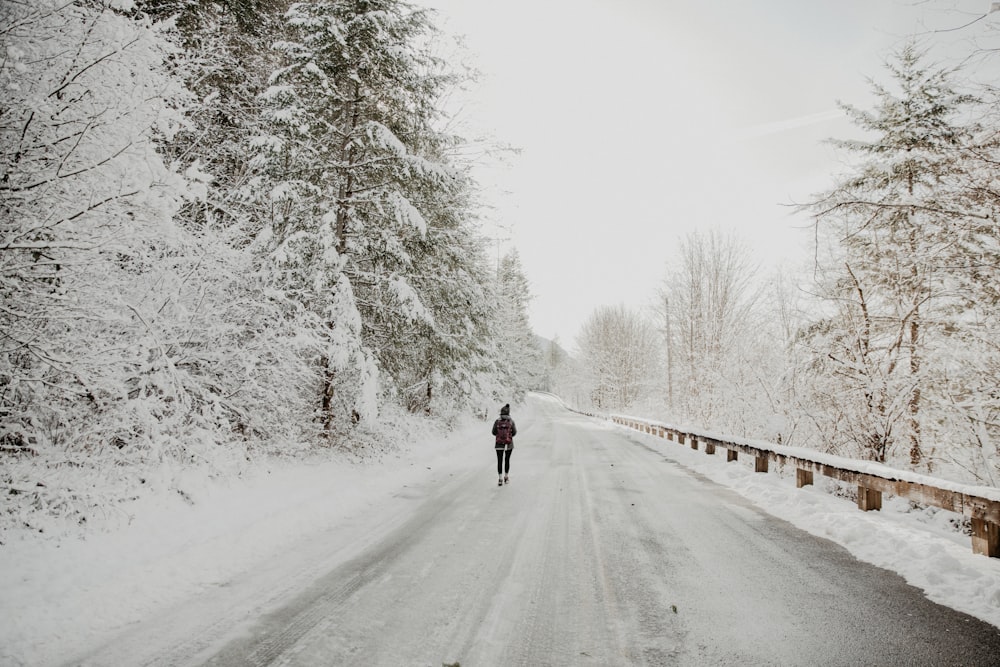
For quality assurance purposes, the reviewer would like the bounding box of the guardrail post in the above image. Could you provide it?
[705,440,715,455]
[690,437,699,451]
[971,518,1000,558]
[678,434,686,445]
[857,486,882,511]
[755,455,768,473]
[726,450,738,462]
[796,469,813,488]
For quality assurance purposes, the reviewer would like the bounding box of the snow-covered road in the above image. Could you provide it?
[73,395,1000,665]
[6,394,1000,666]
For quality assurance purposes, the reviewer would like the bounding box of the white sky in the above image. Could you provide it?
[419,0,1000,345]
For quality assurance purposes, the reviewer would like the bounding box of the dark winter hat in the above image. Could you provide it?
[500,403,510,416]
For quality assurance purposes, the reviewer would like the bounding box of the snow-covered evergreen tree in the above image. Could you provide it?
[376,186,498,420]
[132,0,328,450]
[801,42,1000,480]
[248,0,495,435]
[491,250,544,402]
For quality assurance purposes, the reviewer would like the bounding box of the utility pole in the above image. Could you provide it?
[486,222,511,279]
[664,293,674,414]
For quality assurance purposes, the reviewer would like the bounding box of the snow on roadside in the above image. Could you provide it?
[0,417,488,667]
[613,419,1000,629]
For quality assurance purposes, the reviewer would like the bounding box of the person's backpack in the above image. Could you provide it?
[495,418,513,446]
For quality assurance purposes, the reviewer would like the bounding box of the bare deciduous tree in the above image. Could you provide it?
[577,304,659,411]
[657,229,774,436]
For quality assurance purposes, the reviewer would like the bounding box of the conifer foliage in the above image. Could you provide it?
[253,0,491,431]
[492,251,545,401]
[801,42,1000,479]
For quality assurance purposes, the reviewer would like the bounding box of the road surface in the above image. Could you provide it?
[81,395,1000,666]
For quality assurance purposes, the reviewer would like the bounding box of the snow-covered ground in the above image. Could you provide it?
[0,417,487,667]
[2,397,999,666]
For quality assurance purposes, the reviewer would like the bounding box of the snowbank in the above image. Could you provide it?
[0,416,487,667]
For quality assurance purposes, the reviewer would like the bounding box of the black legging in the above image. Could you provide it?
[496,447,512,475]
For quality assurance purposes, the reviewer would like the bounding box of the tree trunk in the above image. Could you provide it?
[909,314,922,465]
[320,356,335,436]
[336,81,361,254]
[905,175,922,467]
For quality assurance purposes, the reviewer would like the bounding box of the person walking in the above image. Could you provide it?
[492,403,517,486]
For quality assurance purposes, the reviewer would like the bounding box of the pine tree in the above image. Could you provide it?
[376,185,498,419]
[493,251,543,401]
[252,0,485,434]
[803,42,983,467]
[133,0,326,448]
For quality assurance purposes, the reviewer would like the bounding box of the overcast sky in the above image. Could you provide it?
[419,0,1000,346]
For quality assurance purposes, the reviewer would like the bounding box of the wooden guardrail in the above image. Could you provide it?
[611,415,1000,559]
